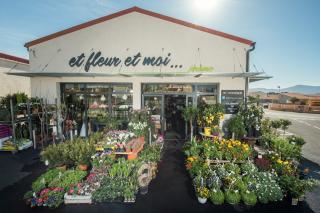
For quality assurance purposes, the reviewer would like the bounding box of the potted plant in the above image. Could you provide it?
[225,189,241,205]
[241,190,257,206]
[226,115,246,140]
[196,186,209,204]
[182,106,198,139]
[210,188,224,205]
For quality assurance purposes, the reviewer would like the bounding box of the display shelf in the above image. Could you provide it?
[17,140,33,151]
[0,136,12,148]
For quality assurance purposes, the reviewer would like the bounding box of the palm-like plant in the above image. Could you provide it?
[183,106,198,139]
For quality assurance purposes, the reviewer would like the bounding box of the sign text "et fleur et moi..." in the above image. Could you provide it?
[68,51,183,72]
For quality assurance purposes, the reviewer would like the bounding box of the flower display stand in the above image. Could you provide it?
[64,193,92,204]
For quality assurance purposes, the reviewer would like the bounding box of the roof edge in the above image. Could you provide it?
[24,6,254,48]
[0,52,29,64]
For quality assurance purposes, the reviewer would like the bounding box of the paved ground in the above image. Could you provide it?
[264,109,320,213]
[264,109,320,165]
[0,134,316,213]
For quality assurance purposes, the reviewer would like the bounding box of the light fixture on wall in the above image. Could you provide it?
[79,94,84,100]
[100,95,106,102]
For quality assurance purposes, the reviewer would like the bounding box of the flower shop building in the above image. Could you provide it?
[9,7,269,133]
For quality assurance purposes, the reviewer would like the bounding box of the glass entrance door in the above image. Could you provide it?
[143,95,163,135]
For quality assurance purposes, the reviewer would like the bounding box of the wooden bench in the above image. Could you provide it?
[114,137,145,160]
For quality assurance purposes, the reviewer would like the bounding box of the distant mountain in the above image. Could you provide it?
[250,85,320,95]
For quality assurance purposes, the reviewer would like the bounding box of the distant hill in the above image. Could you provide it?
[250,85,320,95]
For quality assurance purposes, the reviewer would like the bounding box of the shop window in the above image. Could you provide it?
[197,95,217,107]
[142,84,193,93]
[111,94,132,119]
[197,85,217,93]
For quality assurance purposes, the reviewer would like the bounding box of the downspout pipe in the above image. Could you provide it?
[244,42,256,107]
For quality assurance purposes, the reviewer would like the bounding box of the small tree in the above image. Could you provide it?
[227,115,246,139]
[280,119,292,136]
[271,120,282,130]
[182,106,198,139]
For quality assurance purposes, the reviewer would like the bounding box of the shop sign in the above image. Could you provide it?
[221,90,244,114]
[68,51,184,72]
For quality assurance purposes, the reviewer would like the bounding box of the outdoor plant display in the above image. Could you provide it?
[198,104,224,136]
[25,129,163,208]
[237,96,264,137]
[41,138,96,169]
[24,168,87,208]
[225,115,246,139]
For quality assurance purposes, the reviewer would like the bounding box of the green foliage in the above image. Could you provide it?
[253,172,283,204]
[241,191,257,206]
[210,189,225,205]
[241,162,258,175]
[225,189,241,205]
[92,158,139,202]
[226,115,246,139]
[184,137,201,157]
[279,175,320,198]
[0,92,28,109]
[270,137,301,160]
[48,170,87,190]
[139,144,162,163]
[271,120,282,129]
[237,97,264,137]
[287,135,306,146]
[41,137,96,167]
[280,119,292,134]
[46,190,65,208]
[32,169,62,192]
[182,106,198,122]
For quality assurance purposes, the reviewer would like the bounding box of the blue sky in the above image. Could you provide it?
[1,0,319,89]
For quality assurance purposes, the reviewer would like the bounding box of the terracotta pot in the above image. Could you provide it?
[139,136,145,143]
[204,127,211,136]
[78,164,88,171]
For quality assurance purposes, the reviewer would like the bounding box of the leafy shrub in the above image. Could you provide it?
[279,175,319,199]
[41,138,96,167]
[32,169,62,192]
[226,115,246,139]
[287,135,306,146]
[225,189,241,205]
[210,189,225,205]
[270,137,301,160]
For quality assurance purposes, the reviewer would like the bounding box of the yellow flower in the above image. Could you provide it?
[277,159,283,164]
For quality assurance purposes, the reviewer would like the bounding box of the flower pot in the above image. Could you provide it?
[198,197,207,204]
[292,198,298,205]
[138,136,145,143]
[78,164,88,171]
[140,185,148,195]
[204,127,211,136]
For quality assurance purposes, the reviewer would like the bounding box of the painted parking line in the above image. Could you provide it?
[295,120,320,131]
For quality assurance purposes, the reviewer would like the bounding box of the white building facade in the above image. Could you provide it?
[10,7,268,130]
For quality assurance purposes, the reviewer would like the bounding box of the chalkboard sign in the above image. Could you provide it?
[221,90,244,114]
